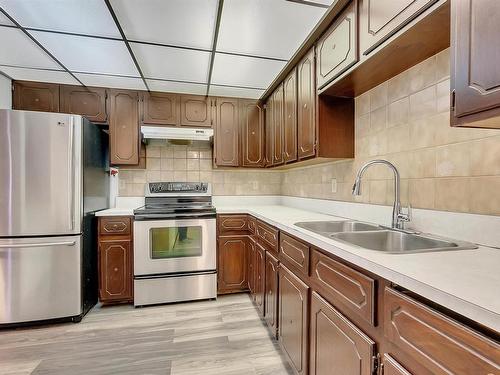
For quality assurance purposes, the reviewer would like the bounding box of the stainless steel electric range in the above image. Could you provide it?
[133,182,217,306]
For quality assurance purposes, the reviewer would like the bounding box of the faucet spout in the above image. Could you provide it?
[352,159,410,229]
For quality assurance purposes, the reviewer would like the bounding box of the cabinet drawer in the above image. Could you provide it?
[99,217,131,236]
[248,216,257,235]
[217,214,248,234]
[279,232,309,277]
[256,220,279,254]
[316,0,358,88]
[311,249,375,325]
[384,287,500,375]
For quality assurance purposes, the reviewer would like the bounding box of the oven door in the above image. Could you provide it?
[133,218,216,276]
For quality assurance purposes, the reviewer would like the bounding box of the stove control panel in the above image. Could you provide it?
[148,182,208,194]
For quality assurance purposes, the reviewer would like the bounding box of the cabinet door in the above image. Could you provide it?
[382,355,413,375]
[283,68,298,164]
[214,97,239,167]
[264,251,279,336]
[240,99,265,167]
[451,0,500,128]
[278,264,309,375]
[265,96,274,167]
[12,81,59,112]
[297,49,316,160]
[142,92,180,126]
[316,0,358,89]
[309,291,375,375]
[272,84,285,166]
[248,237,256,296]
[98,240,133,303]
[217,235,248,294]
[180,95,213,127]
[60,85,107,122]
[359,0,435,55]
[255,243,266,315]
[109,89,139,165]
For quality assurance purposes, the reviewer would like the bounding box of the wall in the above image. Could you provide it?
[0,74,11,109]
[118,139,282,196]
[282,48,500,216]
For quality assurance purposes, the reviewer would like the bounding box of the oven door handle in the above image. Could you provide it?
[134,212,216,220]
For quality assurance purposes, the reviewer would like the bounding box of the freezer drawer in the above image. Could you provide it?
[0,236,82,324]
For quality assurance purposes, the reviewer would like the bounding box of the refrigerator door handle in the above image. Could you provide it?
[0,241,76,248]
[68,116,75,231]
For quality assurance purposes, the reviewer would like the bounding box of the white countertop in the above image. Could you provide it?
[96,200,500,332]
[217,204,500,332]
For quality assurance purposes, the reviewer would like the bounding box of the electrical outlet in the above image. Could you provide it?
[331,178,337,193]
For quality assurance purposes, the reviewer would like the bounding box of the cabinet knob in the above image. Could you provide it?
[113,267,118,272]
[303,104,307,109]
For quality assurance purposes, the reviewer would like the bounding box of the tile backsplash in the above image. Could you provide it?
[282,48,500,216]
[118,49,500,216]
[118,140,282,196]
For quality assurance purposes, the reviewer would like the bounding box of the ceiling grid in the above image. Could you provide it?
[0,0,332,98]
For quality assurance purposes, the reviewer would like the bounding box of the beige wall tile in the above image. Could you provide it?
[173,147,187,159]
[387,70,410,103]
[200,149,212,159]
[386,124,410,154]
[435,48,450,82]
[370,82,388,111]
[355,113,370,138]
[387,97,409,128]
[187,150,200,159]
[146,158,161,171]
[160,147,173,158]
[160,171,173,181]
[434,178,470,212]
[409,179,435,209]
[470,136,500,176]
[409,148,436,178]
[435,142,471,177]
[370,107,387,133]
[408,55,436,93]
[146,170,161,182]
[187,171,200,182]
[147,146,161,158]
[369,180,387,205]
[160,158,173,171]
[355,91,370,116]
[173,171,187,181]
[436,79,450,113]
[200,159,212,171]
[173,159,187,170]
[409,86,437,121]
[187,159,200,171]
[469,177,500,215]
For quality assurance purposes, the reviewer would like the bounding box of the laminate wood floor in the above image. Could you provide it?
[0,293,294,375]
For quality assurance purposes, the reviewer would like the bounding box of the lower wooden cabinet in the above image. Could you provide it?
[278,264,309,375]
[264,251,279,337]
[255,242,266,315]
[217,235,248,294]
[309,291,376,375]
[247,236,256,296]
[97,216,134,304]
[382,355,413,375]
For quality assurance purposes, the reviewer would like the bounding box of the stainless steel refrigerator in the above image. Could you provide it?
[0,109,109,326]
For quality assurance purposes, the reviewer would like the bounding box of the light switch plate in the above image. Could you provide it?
[331,178,337,193]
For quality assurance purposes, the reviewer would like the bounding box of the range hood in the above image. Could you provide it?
[141,126,214,141]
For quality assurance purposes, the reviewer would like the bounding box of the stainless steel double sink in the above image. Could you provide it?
[294,220,477,254]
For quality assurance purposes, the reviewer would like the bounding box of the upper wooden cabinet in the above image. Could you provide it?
[180,95,213,127]
[359,0,435,55]
[297,49,317,160]
[451,0,500,128]
[283,68,298,164]
[240,100,265,167]
[60,85,107,123]
[214,97,239,167]
[272,83,285,166]
[109,89,140,165]
[141,92,180,126]
[13,81,59,113]
[309,291,375,375]
[316,0,358,89]
[265,95,274,167]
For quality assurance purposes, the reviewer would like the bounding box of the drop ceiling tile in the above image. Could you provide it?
[111,0,217,49]
[132,42,210,83]
[147,80,207,95]
[0,12,14,26]
[0,27,60,69]
[30,31,138,76]
[209,85,263,99]
[0,0,120,37]
[211,53,285,89]
[0,65,79,85]
[75,73,146,91]
[217,0,327,59]
[306,0,334,5]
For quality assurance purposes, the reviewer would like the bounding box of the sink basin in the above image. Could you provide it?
[295,220,382,234]
[331,230,477,254]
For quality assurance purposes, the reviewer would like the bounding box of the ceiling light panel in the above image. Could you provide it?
[75,73,146,91]
[0,27,60,69]
[30,31,139,76]
[211,53,286,89]
[131,43,210,83]
[0,65,79,85]
[0,0,120,38]
[217,0,327,59]
[147,80,207,95]
[209,85,264,99]
[110,0,217,50]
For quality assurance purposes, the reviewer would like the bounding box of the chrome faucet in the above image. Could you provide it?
[352,159,411,229]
